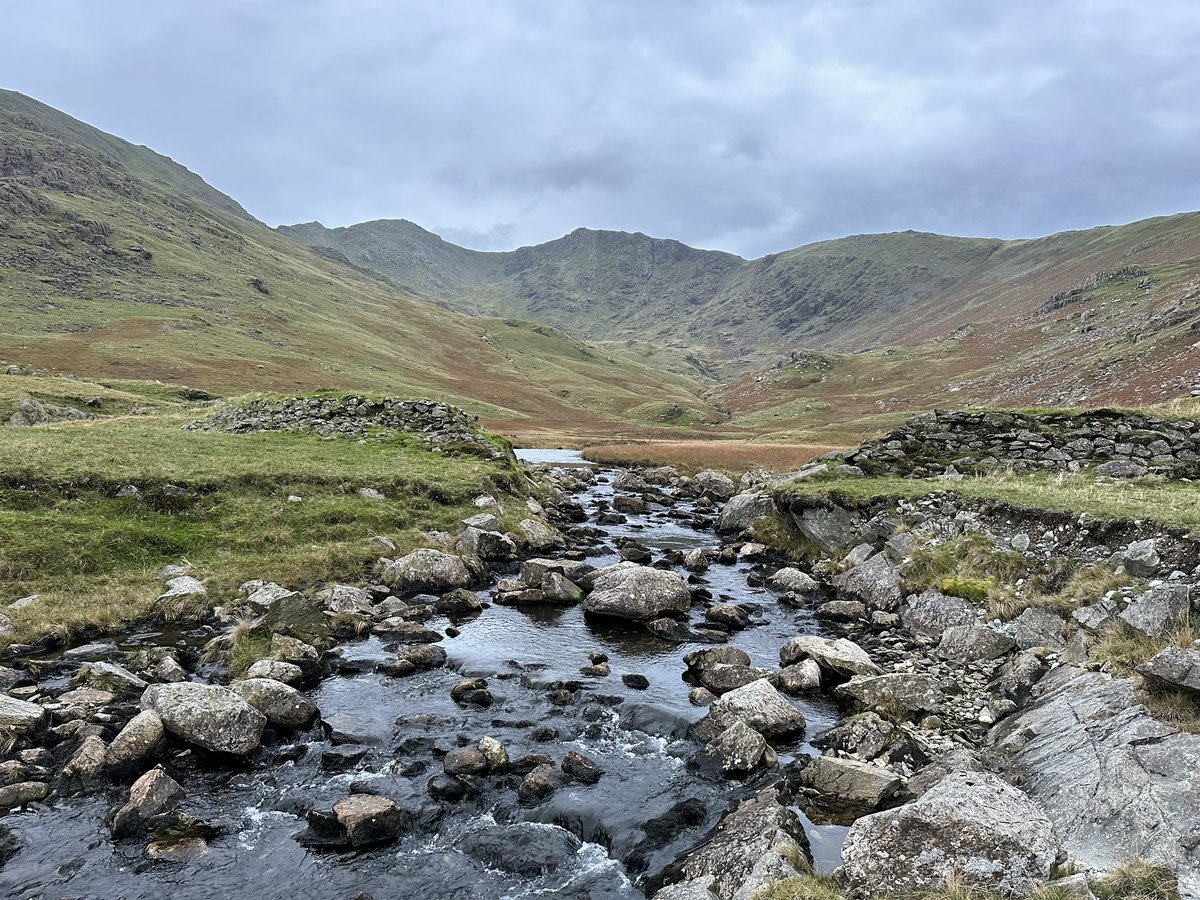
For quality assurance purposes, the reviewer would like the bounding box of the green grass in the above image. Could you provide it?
[1092,862,1182,900]
[1091,617,1200,732]
[775,471,1200,530]
[0,410,526,646]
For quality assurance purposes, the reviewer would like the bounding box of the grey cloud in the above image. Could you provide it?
[4,0,1200,257]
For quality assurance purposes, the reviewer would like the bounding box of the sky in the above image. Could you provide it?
[5,0,1200,258]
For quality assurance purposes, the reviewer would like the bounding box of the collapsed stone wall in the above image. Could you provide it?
[839,407,1200,479]
[187,395,508,460]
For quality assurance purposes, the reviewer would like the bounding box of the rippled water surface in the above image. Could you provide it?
[0,451,846,898]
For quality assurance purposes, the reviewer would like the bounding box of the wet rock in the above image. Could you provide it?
[840,771,1059,898]
[146,837,209,862]
[457,821,583,875]
[715,491,777,536]
[542,571,584,603]
[232,678,317,728]
[61,735,108,791]
[622,673,650,690]
[776,660,822,695]
[319,745,368,772]
[584,563,692,622]
[1137,646,1200,694]
[678,785,810,899]
[333,793,404,846]
[795,756,901,815]
[649,618,724,643]
[835,674,944,720]
[383,549,477,595]
[245,659,304,685]
[580,661,611,677]
[561,750,604,784]
[1119,583,1194,639]
[478,736,508,770]
[815,599,868,621]
[518,763,567,805]
[373,619,443,643]
[689,687,716,707]
[0,693,45,735]
[263,591,329,641]
[684,646,751,676]
[443,747,488,777]
[704,679,806,742]
[270,633,320,672]
[380,643,448,677]
[831,554,902,611]
[111,767,185,839]
[141,682,267,755]
[901,588,980,638]
[426,773,470,802]
[77,661,148,693]
[937,624,1017,662]
[450,677,492,708]
[780,635,881,679]
[699,720,772,775]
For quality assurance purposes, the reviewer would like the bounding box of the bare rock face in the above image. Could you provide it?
[715,491,777,536]
[901,588,980,638]
[677,785,811,900]
[835,673,944,720]
[1137,646,1200,694]
[937,625,1017,662]
[832,554,902,611]
[840,771,1059,898]
[990,666,1200,895]
[583,563,692,622]
[140,682,266,755]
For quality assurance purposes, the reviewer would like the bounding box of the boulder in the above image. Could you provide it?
[990,666,1200,894]
[516,518,564,551]
[901,588,980,638]
[456,822,583,876]
[705,679,806,742]
[715,491,777,536]
[701,664,771,696]
[700,720,772,775]
[561,750,604,785]
[776,660,822,695]
[262,591,329,641]
[232,678,317,728]
[937,625,1017,662]
[791,504,862,556]
[245,659,304,685]
[679,785,810,900]
[832,554,902,611]
[768,567,823,600]
[583,563,692,622]
[835,674,944,720]
[779,635,880,678]
[61,735,108,790]
[456,526,516,561]
[111,767,185,839]
[77,661,148,693]
[840,771,1059,897]
[693,469,736,500]
[0,693,45,736]
[1011,606,1067,650]
[796,756,902,814]
[1119,583,1193,639]
[333,793,405,846]
[1108,538,1161,577]
[541,571,584,603]
[105,710,166,777]
[518,763,566,805]
[383,549,477,595]
[270,633,321,672]
[443,747,488,776]
[1137,646,1200,695]
[140,682,266,755]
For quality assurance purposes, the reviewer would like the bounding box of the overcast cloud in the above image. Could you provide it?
[5,0,1200,257]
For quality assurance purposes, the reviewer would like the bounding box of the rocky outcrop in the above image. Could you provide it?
[990,666,1200,893]
[840,771,1059,897]
[382,549,478,595]
[715,492,777,536]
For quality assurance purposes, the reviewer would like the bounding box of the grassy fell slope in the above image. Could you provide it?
[0,90,716,440]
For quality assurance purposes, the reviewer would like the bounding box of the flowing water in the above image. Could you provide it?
[0,450,847,899]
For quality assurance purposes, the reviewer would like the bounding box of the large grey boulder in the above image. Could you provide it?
[768,567,823,601]
[1011,605,1067,650]
[937,624,1017,662]
[516,518,564,551]
[383,549,477,595]
[678,785,810,900]
[832,554,902,611]
[1119,583,1194,639]
[105,710,166,777]
[795,756,902,813]
[700,721,773,775]
[716,491,777,536]
[840,771,1059,897]
[1108,538,1161,577]
[140,682,266,755]
[705,679,806,742]
[1137,646,1200,695]
[835,673,944,719]
[111,767,185,839]
[791,504,862,556]
[0,693,45,736]
[990,666,1200,894]
[693,469,736,500]
[232,678,317,727]
[583,563,692,622]
[779,635,880,678]
[901,588,980,638]
[456,526,517,561]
